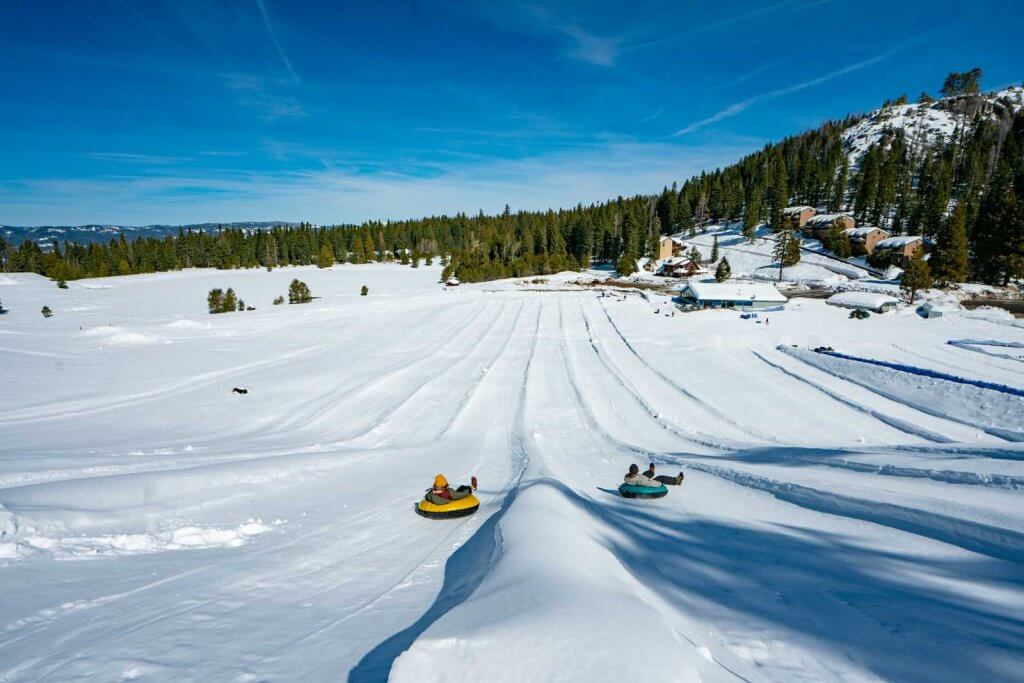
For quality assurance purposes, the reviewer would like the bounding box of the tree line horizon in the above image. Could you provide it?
[2,69,1022,286]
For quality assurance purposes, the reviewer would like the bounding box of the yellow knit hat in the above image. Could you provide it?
[433,474,448,488]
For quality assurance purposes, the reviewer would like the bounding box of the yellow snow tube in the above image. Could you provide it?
[415,493,480,519]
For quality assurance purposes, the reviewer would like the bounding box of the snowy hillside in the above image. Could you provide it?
[1,265,1023,681]
[843,85,1024,165]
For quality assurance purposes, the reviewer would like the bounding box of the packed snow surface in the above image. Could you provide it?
[1,264,1023,682]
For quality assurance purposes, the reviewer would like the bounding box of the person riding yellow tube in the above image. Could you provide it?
[416,474,480,519]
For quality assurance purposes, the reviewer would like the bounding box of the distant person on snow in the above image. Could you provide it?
[624,463,662,488]
[425,474,474,505]
[643,463,684,486]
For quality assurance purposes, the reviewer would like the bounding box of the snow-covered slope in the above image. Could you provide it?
[1,265,1023,681]
[843,85,1024,165]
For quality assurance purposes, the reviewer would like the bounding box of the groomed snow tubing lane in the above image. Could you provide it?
[618,483,668,499]
[415,493,481,519]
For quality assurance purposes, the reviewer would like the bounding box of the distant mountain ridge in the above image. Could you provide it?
[1,222,303,247]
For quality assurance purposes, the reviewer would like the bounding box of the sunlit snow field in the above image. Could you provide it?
[1,264,1023,682]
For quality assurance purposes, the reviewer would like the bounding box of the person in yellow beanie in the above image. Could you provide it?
[425,473,476,506]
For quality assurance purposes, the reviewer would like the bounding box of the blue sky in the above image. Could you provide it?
[1,0,1021,226]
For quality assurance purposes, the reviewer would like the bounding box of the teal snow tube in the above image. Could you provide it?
[618,483,668,499]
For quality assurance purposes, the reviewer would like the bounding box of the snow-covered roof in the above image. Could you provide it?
[805,213,853,227]
[827,291,900,311]
[876,235,923,249]
[845,226,888,238]
[783,206,815,215]
[682,281,786,303]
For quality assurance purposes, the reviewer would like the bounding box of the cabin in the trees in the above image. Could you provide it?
[783,206,816,230]
[659,257,708,278]
[657,236,686,260]
[873,236,925,263]
[678,281,786,310]
[803,213,855,239]
[844,226,890,255]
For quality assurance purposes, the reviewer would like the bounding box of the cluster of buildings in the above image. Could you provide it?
[782,206,925,263]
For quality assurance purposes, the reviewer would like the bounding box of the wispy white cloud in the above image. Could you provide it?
[87,152,193,164]
[627,0,834,52]
[639,107,664,123]
[254,0,300,85]
[673,45,909,136]
[222,72,306,121]
[704,61,783,93]
[519,4,622,66]
[2,141,755,226]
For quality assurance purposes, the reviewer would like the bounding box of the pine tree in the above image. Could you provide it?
[361,285,369,296]
[773,229,800,281]
[273,295,284,305]
[900,251,932,303]
[931,202,970,283]
[288,279,312,304]
[710,235,719,262]
[616,251,637,277]
[689,246,702,264]
[237,299,245,312]
[830,154,849,212]
[317,242,335,268]
[715,257,731,282]
[743,185,762,242]
[207,288,224,314]
[223,288,237,312]
[770,151,788,230]
[822,221,852,258]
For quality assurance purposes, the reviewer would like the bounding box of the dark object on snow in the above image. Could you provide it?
[849,309,870,319]
[619,483,668,499]
[232,387,249,395]
[644,464,684,485]
[813,346,834,353]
